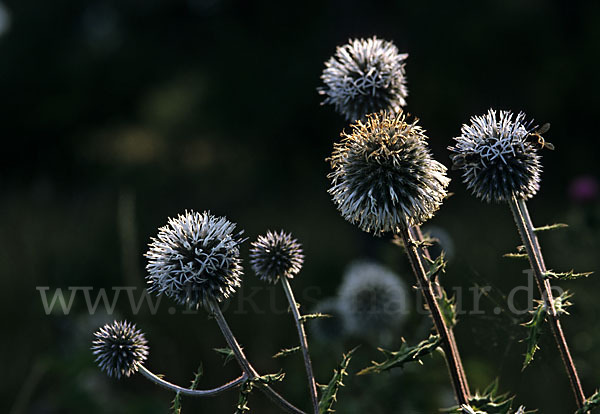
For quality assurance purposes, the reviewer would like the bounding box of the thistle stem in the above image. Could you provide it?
[411,225,471,398]
[208,299,307,414]
[280,276,320,414]
[509,196,586,409]
[398,223,470,406]
[139,365,246,397]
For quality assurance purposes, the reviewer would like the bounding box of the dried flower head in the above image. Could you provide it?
[309,298,347,342]
[92,320,149,379]
[145,210,245,309]
[449,109,543,203]
[250,230,304,283]
[319,36,408,121]
[338,261,408,335]
[328,111,450,234]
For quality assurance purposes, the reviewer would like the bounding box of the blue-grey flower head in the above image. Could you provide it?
[250,230,304,283]
[328,111,450,234]
[92,320,149,379]
[309,298,347,342]
[449,109,543,203]
[145,210,245,309]
[319,36,408,121]
[338,261,408,335]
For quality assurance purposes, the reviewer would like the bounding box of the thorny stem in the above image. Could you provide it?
[410,225,471,399]
[509,196,586,410]
[208,299,307,414]
[398,223,470,406]
[280,276,320,414]
[139,365,246,397]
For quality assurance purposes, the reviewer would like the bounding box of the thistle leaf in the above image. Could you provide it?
[213,347,235,366]
[576,389,600,414]
[300,313,332,322]
[425,252,447,280]
[553,290,573,316]
[235,381,252,414]
[444,379,534,414]
[318,348,356,413]
[533,223,568,232]
[272,346,301,359]
[190,363,203,390]
[357,335,441,375]
[521,302,546,370]
[170,392,182,414]
[543,269,593,281]
[438,289,458,328]
[253,370,286,385]
[502,253,528,260]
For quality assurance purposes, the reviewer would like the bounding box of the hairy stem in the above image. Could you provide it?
[509,196,586,410]
[411,225,471,398]
[208,299,307,414]
[139,365,246,397]
[398,223,470,406]
[280,277,320,414]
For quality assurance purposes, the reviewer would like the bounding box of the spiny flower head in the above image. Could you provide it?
[338,261,408,335]
[449,109,543,203]
[319,36,408,121]
[250,230,304,283]
[145,210,245,309]
[328,111,450,234]
[92,320,148,379]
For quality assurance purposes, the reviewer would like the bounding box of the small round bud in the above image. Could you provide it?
[319,36,408,121]
[328,111,450,234]
[449,109,543,203]
[250,230,304,283]
[92,320,149,379]
[338,261,408,335]
[145,210,245,309]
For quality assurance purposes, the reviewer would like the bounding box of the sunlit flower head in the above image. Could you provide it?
[145,210,245,309]
[449,109,543,203]
[328,111,450,234]
[319,36,408,121]
[250,230,304,283]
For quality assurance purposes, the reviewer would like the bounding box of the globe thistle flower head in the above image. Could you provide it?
[92,320,148,379]
[145,210,245,310]
[338,261,408,335]
[250,230,304,283]
[319,36,408,121]
[449,109,543,203]
[328,111,450,234]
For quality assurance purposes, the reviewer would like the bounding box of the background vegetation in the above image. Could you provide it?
[2,0,599,412]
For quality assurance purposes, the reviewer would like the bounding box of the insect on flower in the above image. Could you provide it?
[525,123,555,151]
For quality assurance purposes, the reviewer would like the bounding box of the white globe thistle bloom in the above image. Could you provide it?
[449,109,543,203]
[92,320,149,379]
[319,36,408,121]
[338,261,409,335]
[328,111,450,234]
[145,210,245,309]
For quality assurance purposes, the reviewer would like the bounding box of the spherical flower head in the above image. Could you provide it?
[328,111,450,234]
[338,261,408,335]
[249,230,304,283]
[145,210,245,309]
[92,320,149,379]
[319,36,408,121]
[449,109,543,203]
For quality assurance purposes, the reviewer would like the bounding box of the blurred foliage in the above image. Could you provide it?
[2,0,600,413]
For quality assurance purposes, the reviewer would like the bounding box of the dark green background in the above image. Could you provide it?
[2,0,599,412]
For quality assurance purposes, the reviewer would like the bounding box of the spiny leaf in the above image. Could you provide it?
[544,269,593,281]
[425,252,447,280]
[300,313,332,322]
[533,223,568,232]
[521,302,546,370]
[503,253,528,260]
[553,290,572,316]
[235,381,253,414]
[357,335,440,376]
[392,234,434,250]
[438,289,458,328]
[576,389,600,414]
[213,347,235,366]
[253,370,286,385]
[318,347,356,413]
[190,363,203,390]
[170,391,182,414]
[445,379,534,414]
[272,346,301,359]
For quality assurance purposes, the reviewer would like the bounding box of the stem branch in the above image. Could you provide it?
[280,277,320,414]
[509,196,585,409]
